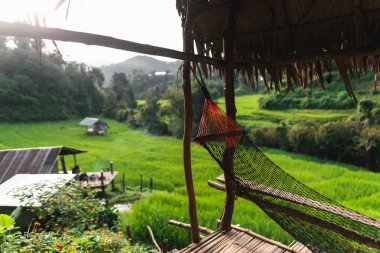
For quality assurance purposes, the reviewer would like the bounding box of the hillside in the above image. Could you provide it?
[100,55,181,86]
[1,119,379,248]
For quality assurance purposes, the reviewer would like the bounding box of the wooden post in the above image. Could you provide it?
[182,0,200,243]
[100,172,105,195]
[73,154,77,166]
[162,239,168,253]
[122,172,126,192]
[126,225,134,245]
[150,176,153,193]
[220,1,238,232]
[110,161,115,191]
[60,156,67,174]
[140,174,143,192]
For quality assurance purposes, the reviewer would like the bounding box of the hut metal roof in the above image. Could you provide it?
[79,117,100,126]
[0,146,86,184]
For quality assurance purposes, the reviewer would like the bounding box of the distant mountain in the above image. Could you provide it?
[100,55,181,86]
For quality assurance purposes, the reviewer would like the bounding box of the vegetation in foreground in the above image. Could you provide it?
[0,119,379,249]
[0,182,156,252]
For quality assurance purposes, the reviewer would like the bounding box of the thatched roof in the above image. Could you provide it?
[177,0,380,98]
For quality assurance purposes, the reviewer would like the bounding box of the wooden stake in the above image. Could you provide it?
[110,161,115,192]
[182,0,201,244]
[100,172,105,195]
[122,172,126,192]
[140,174,143,192]
[60,156,67,174]
[162,239,168,253]
[126,225,134,245]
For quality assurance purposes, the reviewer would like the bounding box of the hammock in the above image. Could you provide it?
[195,98,380,253]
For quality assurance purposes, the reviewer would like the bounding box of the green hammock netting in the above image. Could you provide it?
[195,98,380,253]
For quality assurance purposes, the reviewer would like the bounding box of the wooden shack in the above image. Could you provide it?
[0,146,86,184]
[79,117,110,135]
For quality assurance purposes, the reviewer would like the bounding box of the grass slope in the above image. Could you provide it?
[1,119,380,248]
[217,95,354,128]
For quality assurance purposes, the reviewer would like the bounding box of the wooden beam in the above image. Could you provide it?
[182,0,201,244]
[220,0,237,232]
[0,21,222,67]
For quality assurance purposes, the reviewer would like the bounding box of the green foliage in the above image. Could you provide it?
[0,215,15,228]
[160,85,204,138]
[1,225,132,252]
[258,89,356,110]
[288,121,319,155]
[0,181,140,252]
[0,40,104,122]
[139,94,169,135]
[127,69,176,100]
[317,120,359,161]
[14,181,117,231]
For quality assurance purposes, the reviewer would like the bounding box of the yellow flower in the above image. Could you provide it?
[34,221,41,227]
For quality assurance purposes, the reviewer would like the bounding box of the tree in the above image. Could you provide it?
[110,72,137,109]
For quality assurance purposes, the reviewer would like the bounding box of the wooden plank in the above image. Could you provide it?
[86,172,118,187]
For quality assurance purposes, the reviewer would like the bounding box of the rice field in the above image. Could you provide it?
[1,119,380,249]
[217,95,354,128]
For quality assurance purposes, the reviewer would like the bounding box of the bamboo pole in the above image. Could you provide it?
[220,1,237,232]
[168,220,214,235]
[147,225,162,252]
[0,21,221,67]
[182,0,201,244]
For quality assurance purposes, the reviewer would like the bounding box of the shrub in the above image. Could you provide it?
[14,181,118,232]
[248,125,289,150]
[317,120,360,162]
[288,121,319,156]
[258,89,356,110]
[359,126,380,172]
[358,99,376,117]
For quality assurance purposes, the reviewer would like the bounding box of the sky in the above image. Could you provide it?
[0,0,183,66]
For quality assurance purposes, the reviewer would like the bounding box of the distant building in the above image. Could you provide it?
[79,117,110,135]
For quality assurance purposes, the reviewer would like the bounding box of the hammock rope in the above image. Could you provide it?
[195,97,380,253]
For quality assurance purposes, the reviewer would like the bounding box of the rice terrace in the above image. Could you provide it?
[1,1,380,253]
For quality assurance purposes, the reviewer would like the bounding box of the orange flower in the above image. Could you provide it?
[55,244,63,249]
[34,221,41,227]
[32,229,37,233]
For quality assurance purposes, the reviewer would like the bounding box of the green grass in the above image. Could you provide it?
[217,95,354,128]
[1,119,380,249]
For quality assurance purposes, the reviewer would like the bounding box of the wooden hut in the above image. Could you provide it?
[79,117,110,135]
[0,146,86,184]
[1,1,380,251]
